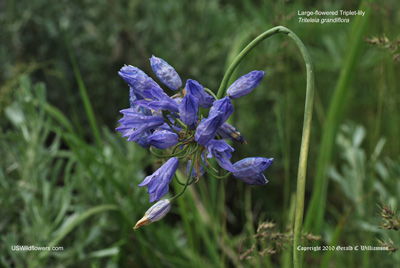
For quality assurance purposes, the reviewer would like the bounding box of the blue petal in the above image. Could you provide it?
[116,108,164,143]
[137,86,179,112]
[194,97,233,145]
[208,96,233,122]
[185,79,214,108]
[194,113,224,145]
[157,123,181,133]
[205,139,234,172]
[129,87,152,115]
[236,173,268,185]
[179,94,199,128]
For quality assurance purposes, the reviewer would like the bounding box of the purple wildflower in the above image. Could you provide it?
[232,157,273,185]
[116,108,164,142]
[205,139,234,172]
[208,96,234,122]
[139,157,179,202]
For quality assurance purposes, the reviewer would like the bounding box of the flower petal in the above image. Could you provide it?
[236,173,268,185]
[179,94,199,128]
[194,97,233,145]
[116,108,164,143]
[205,139,234,172]
[194,113,224,145]
[137,86,179,112]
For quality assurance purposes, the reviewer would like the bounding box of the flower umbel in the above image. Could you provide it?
[116,55,273,229]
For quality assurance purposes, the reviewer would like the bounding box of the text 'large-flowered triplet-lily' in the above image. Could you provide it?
[116,56,273,230]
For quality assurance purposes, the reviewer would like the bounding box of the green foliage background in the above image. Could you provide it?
[1,0,400,267]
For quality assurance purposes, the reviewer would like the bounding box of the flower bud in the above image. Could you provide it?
[119,65,159,97]
[179,94,199,128]
[185,79,214,108]
[195,96,233,145]
[227,70,265,99]
[148,130,179,149]
[150,56,182,90]
[134,199,171,230]
[217,122,247,144]
[233,157,274,182]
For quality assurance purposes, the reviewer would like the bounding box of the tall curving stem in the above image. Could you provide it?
[217,26,314,268]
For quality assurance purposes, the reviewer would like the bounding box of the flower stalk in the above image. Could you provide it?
[217,26,314,268]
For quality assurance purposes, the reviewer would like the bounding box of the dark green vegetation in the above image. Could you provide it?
[1,0,399,267]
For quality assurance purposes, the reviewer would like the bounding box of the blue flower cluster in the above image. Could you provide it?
[116,56,273,229]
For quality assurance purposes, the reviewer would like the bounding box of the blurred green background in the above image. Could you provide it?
[1,0,400,267]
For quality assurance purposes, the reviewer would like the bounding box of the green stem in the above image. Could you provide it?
[204,87,219,100]
[172,143,184,154]
[199,157,231,179]
[218,26,314,268]
[165,118,181,135]
[166,111,187,129]
[174,174,186,186]
[149,146,189,158]
[171,151,198,201]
